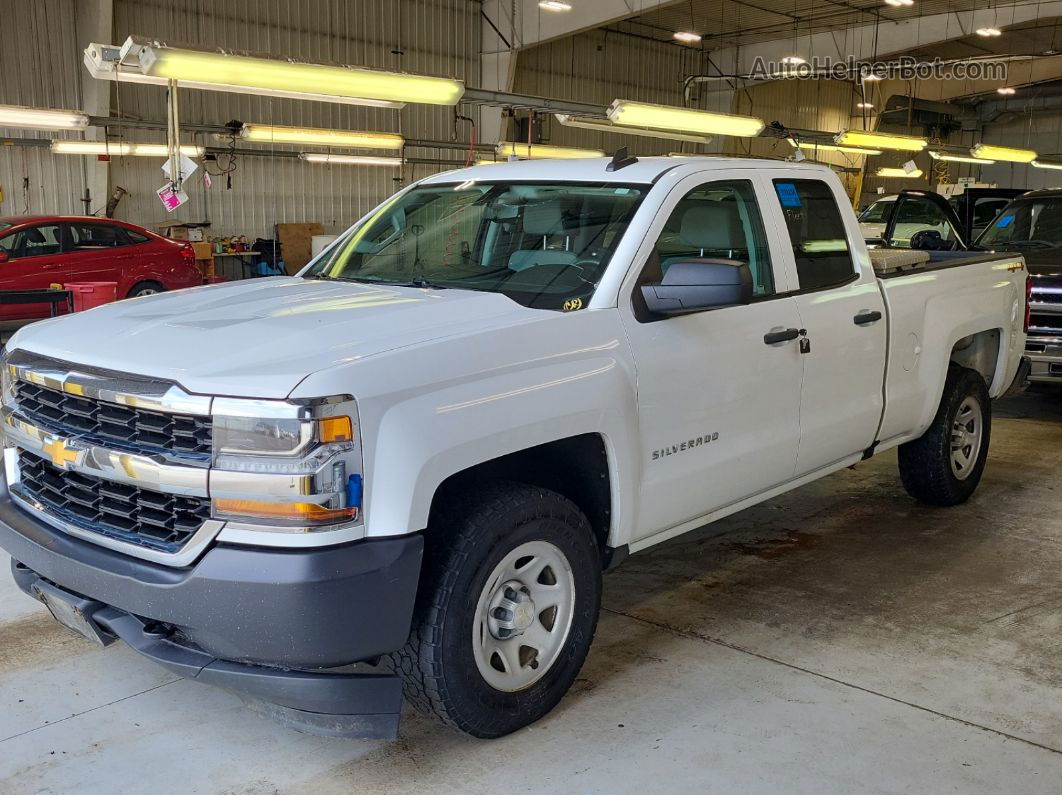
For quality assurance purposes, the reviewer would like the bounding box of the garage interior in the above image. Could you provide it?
[2,0,1062,792]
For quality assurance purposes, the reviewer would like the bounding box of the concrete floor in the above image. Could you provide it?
[3,391,1062,793]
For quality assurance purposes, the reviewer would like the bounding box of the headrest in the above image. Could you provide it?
[679,203,744,250]
[523,202,565,236]
[24,228,45,244]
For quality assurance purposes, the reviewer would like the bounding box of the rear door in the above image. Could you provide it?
[0,223,67,320]
[759,172,888,475]
[64,221,134,286]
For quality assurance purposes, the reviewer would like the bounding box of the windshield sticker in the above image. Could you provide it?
[996,213,1015,229]
[775,182,802,208]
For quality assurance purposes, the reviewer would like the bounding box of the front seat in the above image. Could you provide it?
[508,203,578,271]
[661,202,745,275]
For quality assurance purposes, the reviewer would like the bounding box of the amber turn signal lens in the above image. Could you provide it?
[319,416,353,443]
[215,499,357,522]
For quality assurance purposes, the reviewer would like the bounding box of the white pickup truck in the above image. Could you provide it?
[0,156,1029,740]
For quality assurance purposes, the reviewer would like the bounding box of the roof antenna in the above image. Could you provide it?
[606,146,638,172]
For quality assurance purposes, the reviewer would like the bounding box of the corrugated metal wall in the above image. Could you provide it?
[0,0,92,216]
[513,29,719,156]
[1,0,479,238]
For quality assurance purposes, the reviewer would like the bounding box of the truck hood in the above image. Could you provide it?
[9,277,538,398]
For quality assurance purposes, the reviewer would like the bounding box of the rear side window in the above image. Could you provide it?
[126,230,150,244]
[69,223,128,249]
[773,179,854,290]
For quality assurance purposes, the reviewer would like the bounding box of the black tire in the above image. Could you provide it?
[127,281,165,298]
[392,482,601,738]
[898,366,992,506]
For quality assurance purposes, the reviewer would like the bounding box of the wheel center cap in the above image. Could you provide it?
[513,599,535,631]
[487,580,537,639]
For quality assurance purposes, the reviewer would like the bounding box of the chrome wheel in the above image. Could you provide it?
[472,540,576,692]
[950,396,983,480]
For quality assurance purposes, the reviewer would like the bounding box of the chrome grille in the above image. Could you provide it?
[14,380,212,457]
[17,450,211,553]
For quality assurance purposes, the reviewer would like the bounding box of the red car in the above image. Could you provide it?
[0,216,202,322]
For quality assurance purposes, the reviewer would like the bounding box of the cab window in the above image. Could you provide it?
[643,180,775,297]
[773,179,854,290]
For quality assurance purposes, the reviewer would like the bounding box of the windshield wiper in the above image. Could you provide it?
[410,276,448,289]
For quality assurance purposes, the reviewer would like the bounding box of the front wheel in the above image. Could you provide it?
[392,483,601,738]
[898,366,992,506]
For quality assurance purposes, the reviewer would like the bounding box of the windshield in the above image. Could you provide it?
[858,199,893,224]
[977,197,1062,250]
[306,181,647,311]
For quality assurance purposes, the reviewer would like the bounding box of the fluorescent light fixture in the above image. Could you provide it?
[856,102,874,109]
[299,153,403,166]
[538,0,572,9]
[673,32,702,43]
[997,86,1016,95]
[495,142,605,159]
[884,0,914,6]
[781,55,806,65]
[0,104,89,131]
[50,140,205,157]
[876,167,924,178]
[1032,160,1062,170]
[240,124,403,149]
[976,27,1002,36]
[929,150,994,164]
[85,44,404,109]
[970,143,1036,163]
[554,113,713,144]
[835,129,927,151]
[123,36,464,106]
[608,99,765,138]
[793,140,882,155]
[862,73,883,81]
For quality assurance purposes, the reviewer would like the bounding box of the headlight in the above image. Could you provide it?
[210,396,363,530]
[0,353,15,409]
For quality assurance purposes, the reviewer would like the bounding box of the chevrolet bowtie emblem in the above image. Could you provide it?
[41,437,82,470]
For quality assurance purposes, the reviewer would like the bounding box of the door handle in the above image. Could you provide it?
[763,327,801,345]
[854,310,882,326]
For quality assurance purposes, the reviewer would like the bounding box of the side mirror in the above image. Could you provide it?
[641,259,753,316]
[0,250,9,264]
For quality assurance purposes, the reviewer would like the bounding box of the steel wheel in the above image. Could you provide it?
[950,396,983,480]
[135,287,158,296]
[472,540,576,692]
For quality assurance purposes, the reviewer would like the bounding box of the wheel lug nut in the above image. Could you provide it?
[504,587,518,600]
[493,607,511,620]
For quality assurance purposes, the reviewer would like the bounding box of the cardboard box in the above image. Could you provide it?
[158,222,207,241]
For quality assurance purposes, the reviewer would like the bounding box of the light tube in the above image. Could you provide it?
[835,129,927,151]
[495,142,605,159]
[299,153,403,166]
[554,113,713,144]
[1031,161,1062,170]
[241,124,404,149]
[50,140,205,157]
[929,150,994,164]
[0,104,89,131]
[85,44,404,109]
[607,99,765,138]
[970,143,1036,163]
[126,37,464,106]
[875,167,924,178]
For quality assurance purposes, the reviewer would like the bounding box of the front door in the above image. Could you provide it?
[0,223,67,321]
[619,173,804,542]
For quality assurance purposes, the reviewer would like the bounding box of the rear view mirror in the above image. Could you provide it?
[641,259,753,316]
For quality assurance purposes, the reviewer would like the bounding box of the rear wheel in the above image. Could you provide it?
[392,482,601,738]
[127,281,164,298]
[898,366,991,506]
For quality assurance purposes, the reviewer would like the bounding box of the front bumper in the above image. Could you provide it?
[0,479,423,737]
